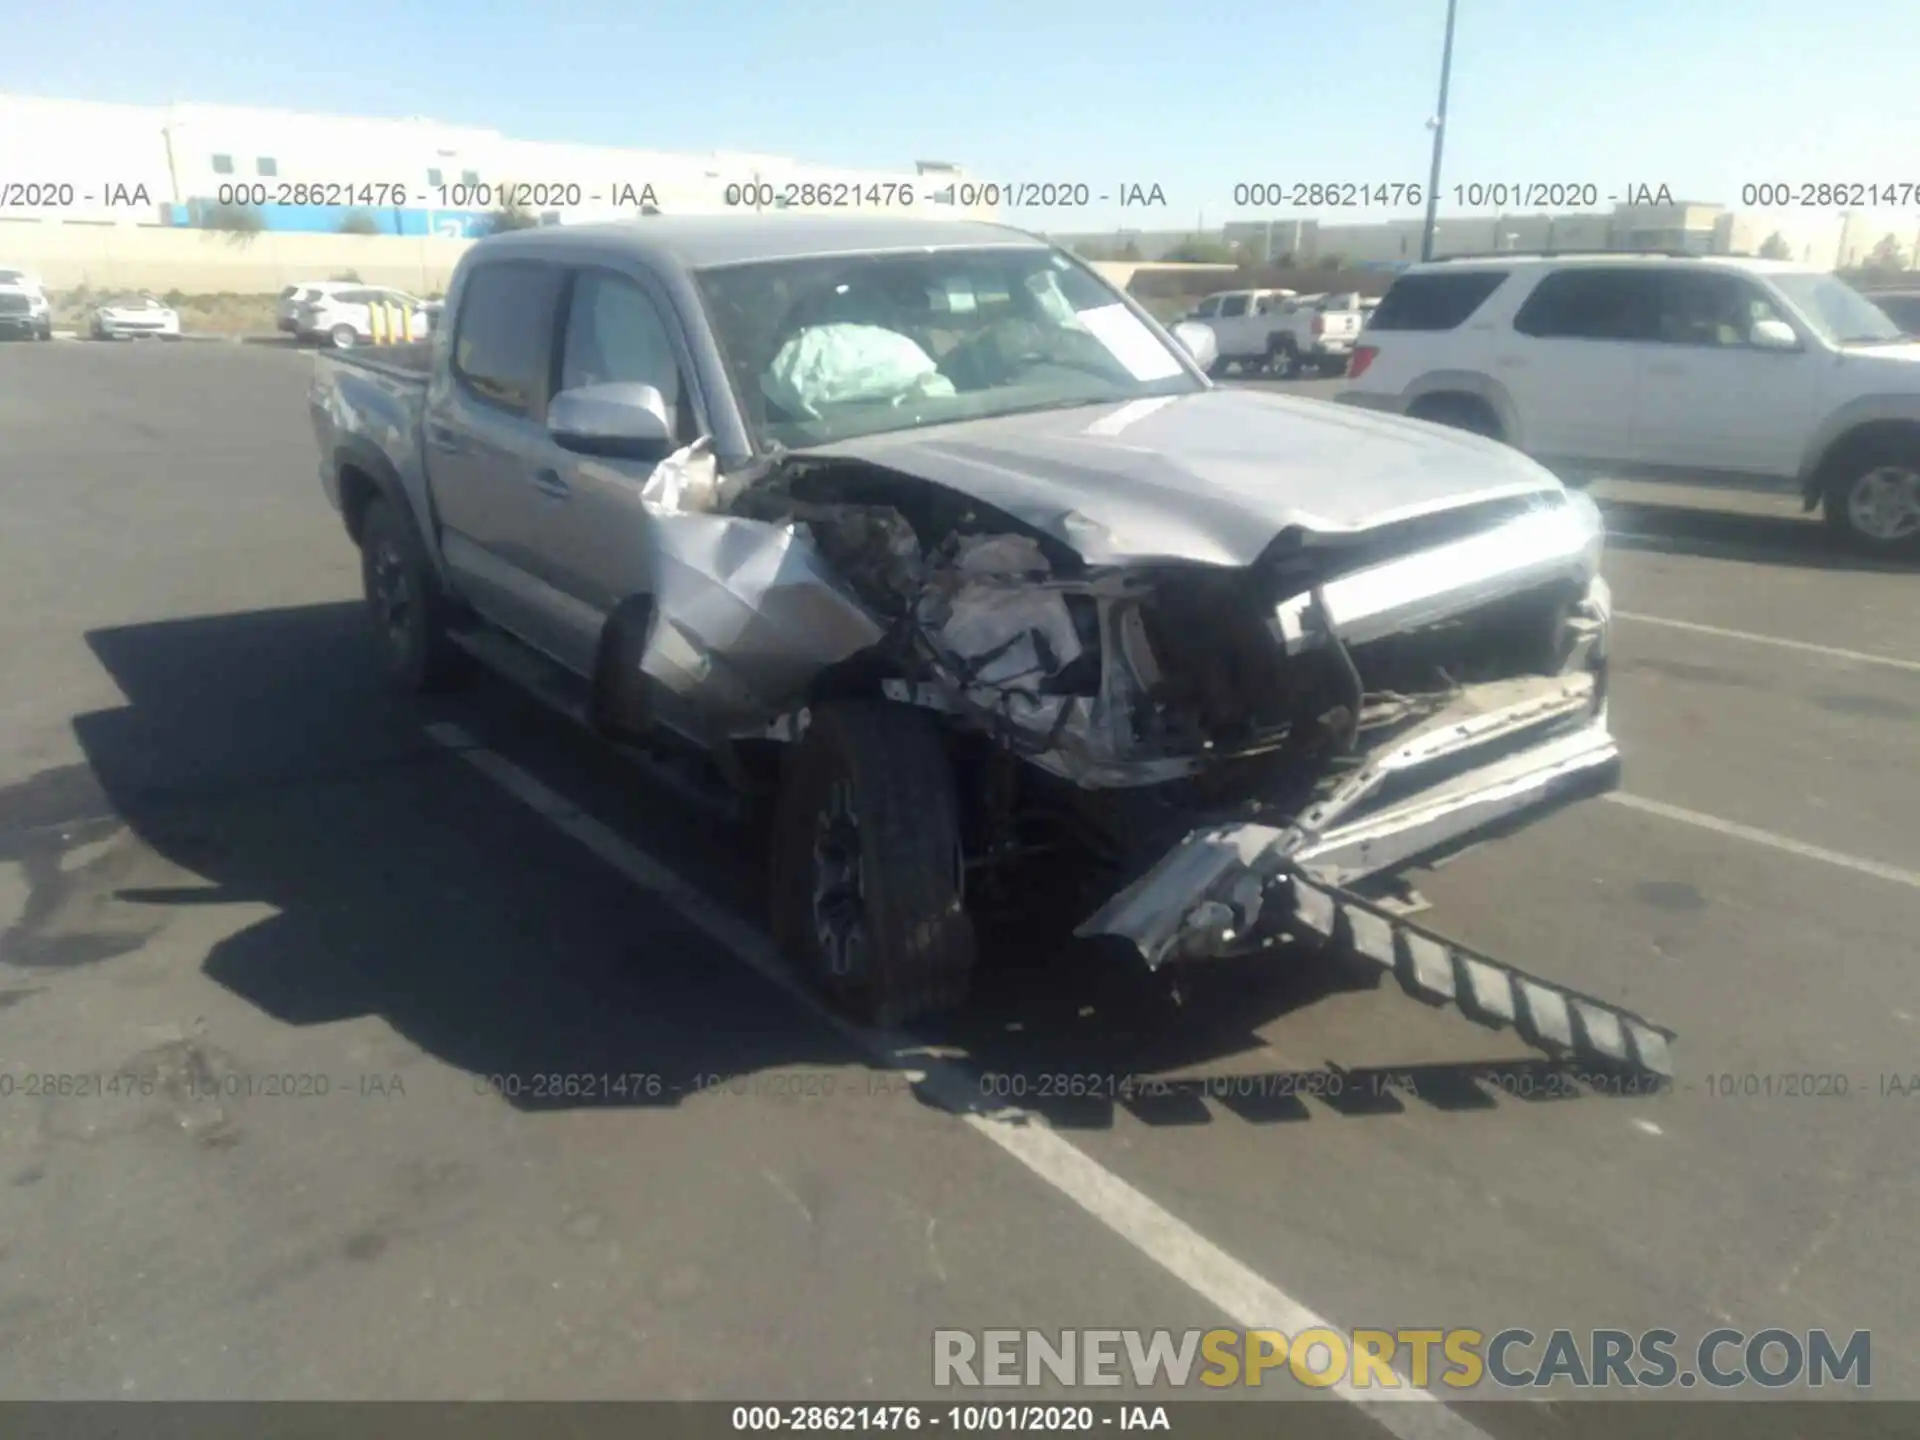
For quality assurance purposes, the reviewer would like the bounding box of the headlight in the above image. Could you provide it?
[1562,487,1606,574]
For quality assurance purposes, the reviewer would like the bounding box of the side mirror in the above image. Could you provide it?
[1750,319,1801,351]
[548,382,674,460]
[1171,321,1219,374]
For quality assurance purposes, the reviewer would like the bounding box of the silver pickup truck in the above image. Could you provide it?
[310,216,1671,1073]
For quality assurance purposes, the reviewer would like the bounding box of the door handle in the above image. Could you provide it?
[532,467,571,499]
[1645,361,1684,376]
[425,423,463,454]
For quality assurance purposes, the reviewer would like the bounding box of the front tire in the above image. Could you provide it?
[331,324,359,350]
[1823,441,1920,556]
[770,702,976,1027]
[358,497,469,692]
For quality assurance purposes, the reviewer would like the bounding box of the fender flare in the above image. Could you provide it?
[329,436,454,588]
[1796,402,1920,509]
[1402,370,1521,445]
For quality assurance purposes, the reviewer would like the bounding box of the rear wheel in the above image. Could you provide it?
[331,324,359,350]
[1823,440,1920,556]
[358,497,469,692]
[770,702,976,1027]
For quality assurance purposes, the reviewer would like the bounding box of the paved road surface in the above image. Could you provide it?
[1,343,1915,1431]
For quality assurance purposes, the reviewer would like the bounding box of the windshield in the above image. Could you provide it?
[694,246,1203,451]
[1768,272,1905,345]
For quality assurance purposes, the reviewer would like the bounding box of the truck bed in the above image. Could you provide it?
[324,341,435,378]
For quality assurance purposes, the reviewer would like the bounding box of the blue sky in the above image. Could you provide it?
[7,0,1918,231]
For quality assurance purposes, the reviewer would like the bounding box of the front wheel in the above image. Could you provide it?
[1824,444,1920,556]
[770,702,976,1027]
[331,324,359,350]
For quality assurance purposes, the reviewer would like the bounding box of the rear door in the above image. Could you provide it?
[1501,266,1661,473]
[533,264,708,674]
[421,258,579,661]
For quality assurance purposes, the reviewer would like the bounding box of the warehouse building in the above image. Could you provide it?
[1054,202,1900,273]
[0,92,996,234]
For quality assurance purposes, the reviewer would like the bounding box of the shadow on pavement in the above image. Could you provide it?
[9,601,1656,1130]
[1597,495,1915,574]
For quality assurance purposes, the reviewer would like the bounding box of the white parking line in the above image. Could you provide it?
[1608,792,1920,892]
[424,721,1492,1439]
[1614,611,1920,675]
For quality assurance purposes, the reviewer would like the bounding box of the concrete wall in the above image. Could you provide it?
[5,223,474,293]
[1089,261,1238,291]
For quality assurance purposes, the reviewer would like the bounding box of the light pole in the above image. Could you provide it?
[1419,0,1460,262]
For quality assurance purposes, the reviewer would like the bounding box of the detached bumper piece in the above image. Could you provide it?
[1287,874,1674,1078]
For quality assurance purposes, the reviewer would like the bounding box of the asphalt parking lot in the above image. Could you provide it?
[1,341,1916,1431]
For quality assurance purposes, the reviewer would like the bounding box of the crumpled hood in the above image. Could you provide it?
[807,387,1567,567]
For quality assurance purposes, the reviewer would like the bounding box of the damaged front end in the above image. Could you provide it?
[619,442,1667,1075]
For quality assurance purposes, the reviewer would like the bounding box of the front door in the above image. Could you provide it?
[1633,269,1817,485]
[532,266,707,675]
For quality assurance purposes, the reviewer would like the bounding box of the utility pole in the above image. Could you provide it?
[1419,0,1460,262]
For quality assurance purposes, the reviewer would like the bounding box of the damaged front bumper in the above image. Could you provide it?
[1072,665,1668,1075]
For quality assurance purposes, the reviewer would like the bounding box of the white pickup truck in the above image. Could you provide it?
[1267,291,1369,378]
[1180,288,1297,375]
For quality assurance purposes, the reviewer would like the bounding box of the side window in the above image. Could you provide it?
[211,154,235,175]
[1654,272,1790,348]
[1193,296,1222,318]
[1511,269,1660,341]
[1369,271,1509,332]
[559,271,687,437]
[1218,293,1251,318]
[451,262,563,418]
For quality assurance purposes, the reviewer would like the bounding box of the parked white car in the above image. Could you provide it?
[278,281,360,335]
[89,293,182,340]
[1339,253,1920,553]
[0,267,53,341]
[295,286,433,348]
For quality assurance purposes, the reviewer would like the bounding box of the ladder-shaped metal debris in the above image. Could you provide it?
[1287,872,1675,1078]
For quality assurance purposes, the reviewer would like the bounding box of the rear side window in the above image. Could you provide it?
[1512,268,1661,341]
[451,262,563,418]
[1876,295,1920,332]
[1369,271,1509,331]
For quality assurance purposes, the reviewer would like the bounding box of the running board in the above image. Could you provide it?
[1286,872,1675,1078]
[447,627,748,823]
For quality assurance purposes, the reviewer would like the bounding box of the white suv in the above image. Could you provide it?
[1339,253,1920,553]
[294,286,432,349]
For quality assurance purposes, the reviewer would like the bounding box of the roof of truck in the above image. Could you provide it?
[473,215,1052,271]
